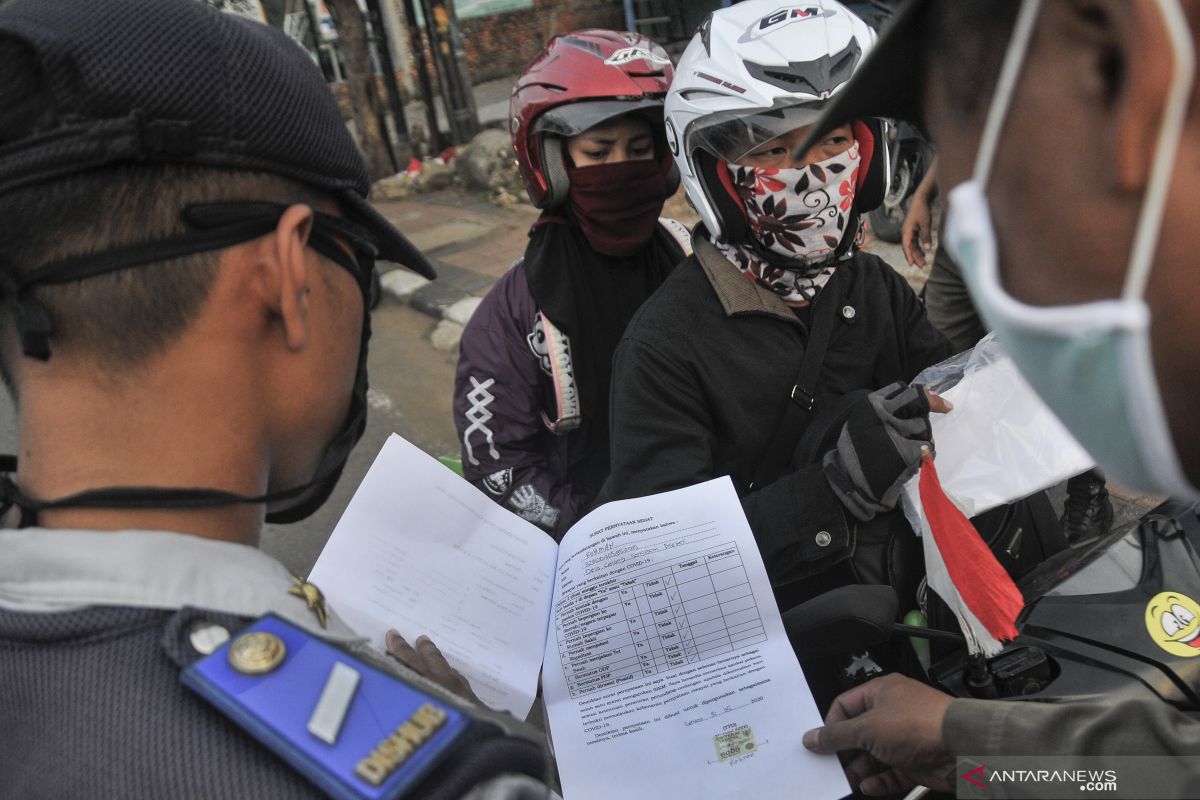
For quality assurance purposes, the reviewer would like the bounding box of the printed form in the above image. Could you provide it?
[543,478,849,800]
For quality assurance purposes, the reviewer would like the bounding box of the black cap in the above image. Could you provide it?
[0,0,435,279]
[800,0,930,153]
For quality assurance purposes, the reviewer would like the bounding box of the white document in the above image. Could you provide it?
[309,434,558,718]
[311,435,847,799]
[542,478,848,800]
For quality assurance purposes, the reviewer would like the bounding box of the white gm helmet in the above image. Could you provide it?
[665,0,888,245]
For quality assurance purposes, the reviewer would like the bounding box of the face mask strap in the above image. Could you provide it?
[0,386,369,526]
[972,0,1043,187]
[1122,0,1195,301]
[0,203,376,525]
[974,0,1195,304]
[185,202,378,298]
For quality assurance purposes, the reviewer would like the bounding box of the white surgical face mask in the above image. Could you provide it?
[943,0,1199,499]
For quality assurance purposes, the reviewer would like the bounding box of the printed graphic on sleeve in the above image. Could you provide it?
[527,312,582,433]
[483,468,513,496]
[508,484,561,528]
[526,313,555,376]
[463,376,500,466]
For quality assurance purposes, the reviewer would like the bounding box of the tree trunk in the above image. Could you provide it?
[326,0,396,180]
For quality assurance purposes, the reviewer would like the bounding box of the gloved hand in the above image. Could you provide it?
[822,382,933,521]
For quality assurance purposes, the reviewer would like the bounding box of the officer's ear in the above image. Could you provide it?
[1065,0,1181,192]
[268,204,316,351]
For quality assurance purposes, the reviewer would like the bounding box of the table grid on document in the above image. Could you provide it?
[555,540,766,698]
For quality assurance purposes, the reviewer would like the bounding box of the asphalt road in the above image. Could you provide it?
[261,298,461,577]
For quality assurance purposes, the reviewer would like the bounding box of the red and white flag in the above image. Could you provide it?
[904,449,1023,656]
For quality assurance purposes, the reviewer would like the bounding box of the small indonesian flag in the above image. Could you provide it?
[906,448,1023,656]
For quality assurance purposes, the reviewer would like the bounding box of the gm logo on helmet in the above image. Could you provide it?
[756,6,835,32]
[604,47,671,67]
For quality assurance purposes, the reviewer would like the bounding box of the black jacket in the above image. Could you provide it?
[598,231,952,589]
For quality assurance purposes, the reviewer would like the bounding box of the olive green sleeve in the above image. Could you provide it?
[944,696,1200,757]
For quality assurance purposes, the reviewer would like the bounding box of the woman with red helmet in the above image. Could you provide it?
[452,30,688,539]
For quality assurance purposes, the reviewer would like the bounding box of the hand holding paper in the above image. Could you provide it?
[385,630,485,708]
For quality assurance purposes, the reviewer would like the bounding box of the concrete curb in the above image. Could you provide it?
[444,296,482,326]
[430,320,464,351]
[379,269,431,301]
[379,266,485,351]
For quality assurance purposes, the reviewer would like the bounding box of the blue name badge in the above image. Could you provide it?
[182,614,469,800]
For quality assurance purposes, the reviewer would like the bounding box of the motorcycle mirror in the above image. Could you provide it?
[781,584,899,660]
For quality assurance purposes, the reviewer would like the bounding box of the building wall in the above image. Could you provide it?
[458,0,624,83]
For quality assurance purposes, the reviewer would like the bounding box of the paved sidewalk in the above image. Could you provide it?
[374,185,919,336]
[372,188,538,348]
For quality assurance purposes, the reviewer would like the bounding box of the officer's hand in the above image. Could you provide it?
[385,630,486,708]
[803,674,955,795]
[822,383,949,520]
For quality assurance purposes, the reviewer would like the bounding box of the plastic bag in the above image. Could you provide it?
[909,332,1094,517]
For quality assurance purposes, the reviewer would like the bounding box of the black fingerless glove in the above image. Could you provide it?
[822,382,933,521]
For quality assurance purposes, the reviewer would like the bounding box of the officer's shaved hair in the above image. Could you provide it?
[0,37,334,382]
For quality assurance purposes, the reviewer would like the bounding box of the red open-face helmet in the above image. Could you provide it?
[510,29,679,209]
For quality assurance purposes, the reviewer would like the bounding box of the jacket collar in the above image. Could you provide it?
[0,528,361,642]
[693,227,803,325]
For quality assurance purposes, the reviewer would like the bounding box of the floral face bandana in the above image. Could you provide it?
[718,141,860,304]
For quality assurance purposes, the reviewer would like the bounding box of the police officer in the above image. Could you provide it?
[0,0,548,796]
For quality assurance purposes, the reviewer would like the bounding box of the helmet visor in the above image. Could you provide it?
[689,99,827,164]
[534,98,665,138]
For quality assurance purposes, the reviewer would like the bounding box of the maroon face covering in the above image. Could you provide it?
[567,159,670,257]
